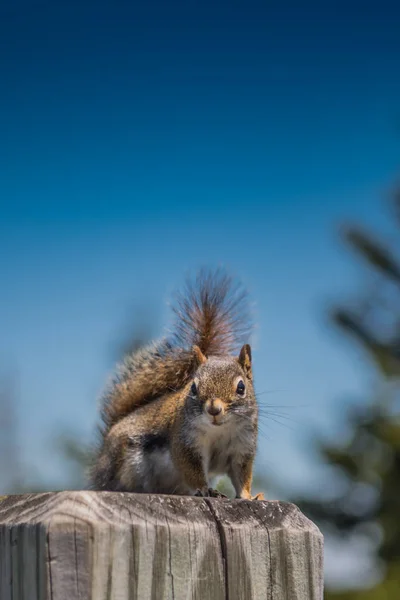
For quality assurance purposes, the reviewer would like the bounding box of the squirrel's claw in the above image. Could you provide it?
[251,492,265,501]
[194,487,228,499]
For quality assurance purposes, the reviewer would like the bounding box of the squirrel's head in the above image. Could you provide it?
[188,344,256,426]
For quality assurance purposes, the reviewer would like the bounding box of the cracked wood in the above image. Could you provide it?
[0,491,323,600]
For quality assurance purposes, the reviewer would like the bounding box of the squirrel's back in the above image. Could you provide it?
[98,268,253,436]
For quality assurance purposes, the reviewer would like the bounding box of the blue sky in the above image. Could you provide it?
[1,0,400,535]
[2,2,400,585]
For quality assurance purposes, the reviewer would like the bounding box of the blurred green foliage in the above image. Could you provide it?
[296,196,400,599]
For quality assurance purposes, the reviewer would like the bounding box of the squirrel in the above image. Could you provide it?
[90,269,264,500]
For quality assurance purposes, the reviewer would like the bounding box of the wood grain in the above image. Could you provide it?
[0,492,323,599]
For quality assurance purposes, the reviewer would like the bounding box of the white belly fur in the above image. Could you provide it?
[193,414,254,478]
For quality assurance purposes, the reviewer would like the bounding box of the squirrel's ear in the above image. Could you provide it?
[193,345,207,365]
[238,344,252,379]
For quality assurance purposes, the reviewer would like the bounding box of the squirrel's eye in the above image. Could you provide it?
[236,380,245,395]
[191,382,197,395]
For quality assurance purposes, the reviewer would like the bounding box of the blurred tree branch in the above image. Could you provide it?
[294,190,400,599]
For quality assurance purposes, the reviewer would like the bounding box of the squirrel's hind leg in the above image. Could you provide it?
[122,436,190,495]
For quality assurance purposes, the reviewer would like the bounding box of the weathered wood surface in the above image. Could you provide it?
[0,491,323,600]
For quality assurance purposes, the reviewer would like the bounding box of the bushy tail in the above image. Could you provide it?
[171,268,252,356]
[100,268,252,431]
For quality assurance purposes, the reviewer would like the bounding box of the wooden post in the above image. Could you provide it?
[0,491,323,599]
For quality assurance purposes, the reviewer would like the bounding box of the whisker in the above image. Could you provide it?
[257,410,300,426]
[232,411,294,445]
[258,415,296,432]
[257,410,301,424]
[257,400,311,410]
[233,408,299,432]
[255,425,273,442]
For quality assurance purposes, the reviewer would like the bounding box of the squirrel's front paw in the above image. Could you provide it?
[207,487,228,498]
[194,487,227,499]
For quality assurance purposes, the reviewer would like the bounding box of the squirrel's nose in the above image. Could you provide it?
[207,402,222,416]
